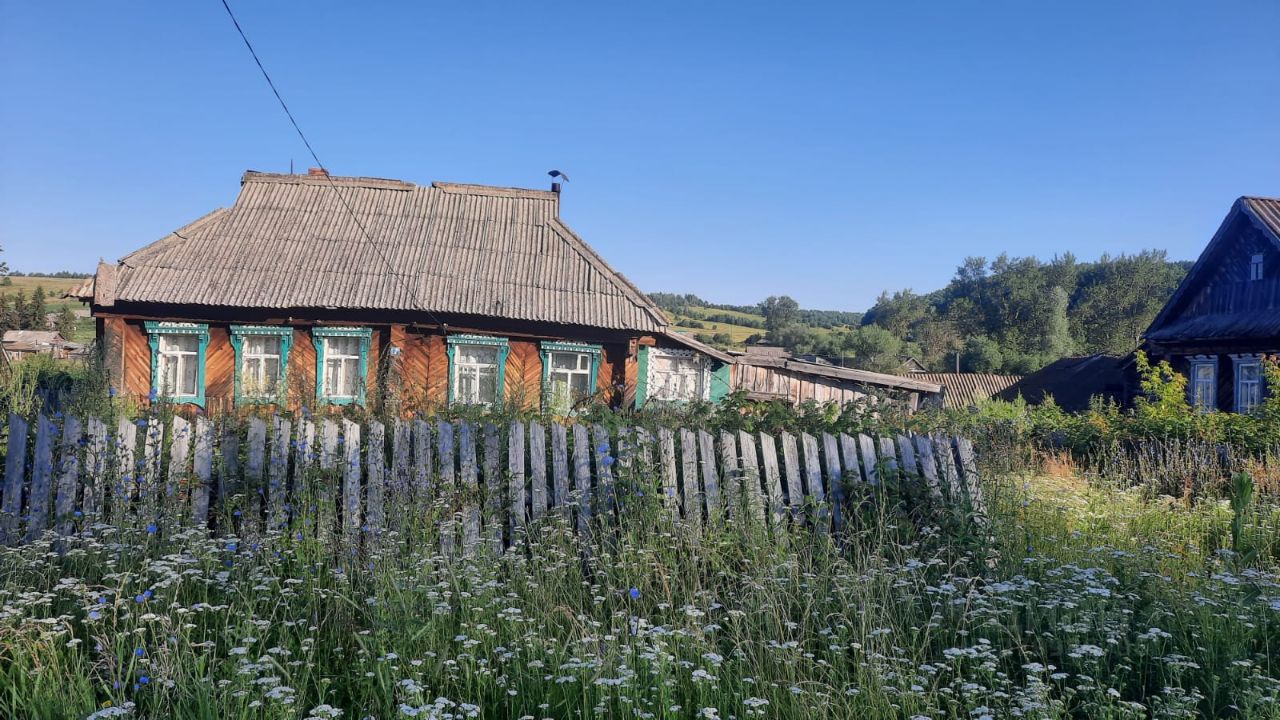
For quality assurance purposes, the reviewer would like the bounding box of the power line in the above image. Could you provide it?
[217,0,446,329]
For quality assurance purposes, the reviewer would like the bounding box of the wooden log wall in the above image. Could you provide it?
[0,411,989,551]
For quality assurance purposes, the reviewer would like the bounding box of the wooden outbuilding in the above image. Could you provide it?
[1144,196,1279,413]
[73,169,730,413]
[730,346,942,410]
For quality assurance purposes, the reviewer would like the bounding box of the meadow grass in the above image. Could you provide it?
[0,466,1277,719]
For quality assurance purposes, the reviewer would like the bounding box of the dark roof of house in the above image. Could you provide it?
[1146,196,1280,343]
[736,351,943,394]
[911,373,1023,408]
[996,355,1126,412]
[88,171,670,333]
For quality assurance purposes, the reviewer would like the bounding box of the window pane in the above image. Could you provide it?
[569,372,591,395]
[459,345,499,365]
[180,355,198,396]
[478,366,498,404]
[328,336,360,358]
[160,334,198,353]
[161,356,178,396]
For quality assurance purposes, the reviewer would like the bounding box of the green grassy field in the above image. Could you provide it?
[1,275,94,342]
[671,305,851,348]
[1,451,1276,719]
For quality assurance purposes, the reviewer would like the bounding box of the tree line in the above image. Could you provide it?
[656,249,1190,376]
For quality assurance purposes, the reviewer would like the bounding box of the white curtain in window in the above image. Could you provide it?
[158,334,199,397]
[241,335,282,397]
[1237,361,1262,413]
[1190,361,1215,411]
[455,344,500,405]
[324,337,362,399]
[547,351,593,413]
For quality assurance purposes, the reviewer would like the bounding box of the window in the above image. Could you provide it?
[1250,253,1264,281]
[447,335,509,406]
[541,342,601,414]
[646,348,708,403]
[144,322,210,406]
[230,326,293,404]
[1233,355,1264,414]
[313,327,372,405]
[1188,355,1217,411]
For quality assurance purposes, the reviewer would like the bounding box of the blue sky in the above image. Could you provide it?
[1,1,1277,311]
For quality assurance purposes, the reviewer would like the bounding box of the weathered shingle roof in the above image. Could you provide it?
[911,373,1023,408]
[100,171,669,332]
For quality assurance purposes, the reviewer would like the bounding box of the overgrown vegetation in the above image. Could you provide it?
[1,423,1277,719]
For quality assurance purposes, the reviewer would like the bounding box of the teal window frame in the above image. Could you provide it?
[144,321,210,407]
[540,341,602,414]
[230,325,294,405]
[447,334,510,406]
[313,327,373,406]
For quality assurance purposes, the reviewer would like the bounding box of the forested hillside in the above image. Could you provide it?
[653,249,1190,375]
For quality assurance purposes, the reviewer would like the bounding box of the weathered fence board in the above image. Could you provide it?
[679,429,700,526]
[858,434,878,486]
[780,433,802,520]
[509,421,526,534]
[54,417,82,537]
[821,433,842,533]
[83,417,108,520]
[436,420,456,556]
[483,423,502,553]
[342,420,362,542]
[25,415,57,541]
[366,421,386,534]
[572,424,592,536]
[113,417,137,528]
[528,422,548,520]
[737,431,765,522]
[657,428,679,516]
[1,414,28,544]
[245,418,267,535]
[718,431,741,519]
[269,417,291,531]
[551,423,569,520]
[758,432,785,523]
[698,430,720,520]
[191,417,213,526]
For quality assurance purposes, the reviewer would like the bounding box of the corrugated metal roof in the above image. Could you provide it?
[1244,196,1280,238]
[911,373,1023,408]
[103,171,669,332]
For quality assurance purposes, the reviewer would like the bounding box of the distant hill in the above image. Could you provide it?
[652,249,1192,376]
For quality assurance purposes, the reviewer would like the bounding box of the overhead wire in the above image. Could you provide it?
[218,0,447,330]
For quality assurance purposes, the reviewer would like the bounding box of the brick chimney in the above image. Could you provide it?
[308,167,329,177]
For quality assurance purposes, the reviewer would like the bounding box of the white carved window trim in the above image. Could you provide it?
[1231,354,1264,414]
[1188,354,1217,412]
[646,348,710,402]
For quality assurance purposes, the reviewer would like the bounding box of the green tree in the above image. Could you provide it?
[25,286,48,329]
[759,296,800,333]
[0,295,15,332]
[55,306,78,339]
[11,290,29,330]
[1038,286,1073,360]
[960,335,1004,373]
[842,325,903,374]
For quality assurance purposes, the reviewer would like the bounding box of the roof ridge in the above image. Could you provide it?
[546,217,671,328]
[432,182,560,200]
[242,170,415,191]
[120,207,231,266]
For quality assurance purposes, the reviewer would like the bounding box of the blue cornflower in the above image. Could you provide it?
[233,510,242,517]
[143,589,153,600]
[223,559,234,568]
[629,587,641,600]
[97,596,106,604]
[89,610,101,620]
[108,386,117,398]
[148,388,158,402]
[139,676,150,685]
[135,647,145,657]
[135,594,146,604]
[226,542,237,552]
[74,510,83,518]
[146,523,157,534]
[597,443,609,454]
[602,455,615,467]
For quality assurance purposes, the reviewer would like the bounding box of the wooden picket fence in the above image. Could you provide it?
[0,412,988,551]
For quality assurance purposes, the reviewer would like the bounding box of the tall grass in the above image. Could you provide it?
[1,456,1278,719]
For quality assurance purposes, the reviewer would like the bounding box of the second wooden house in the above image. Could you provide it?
[74,169,732,414]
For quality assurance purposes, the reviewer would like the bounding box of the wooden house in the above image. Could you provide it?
[2,330,73,361]
[730,346,942,410]
[73,169,732,413]
[1144,196,1279,413]
[995,355,1125,412]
